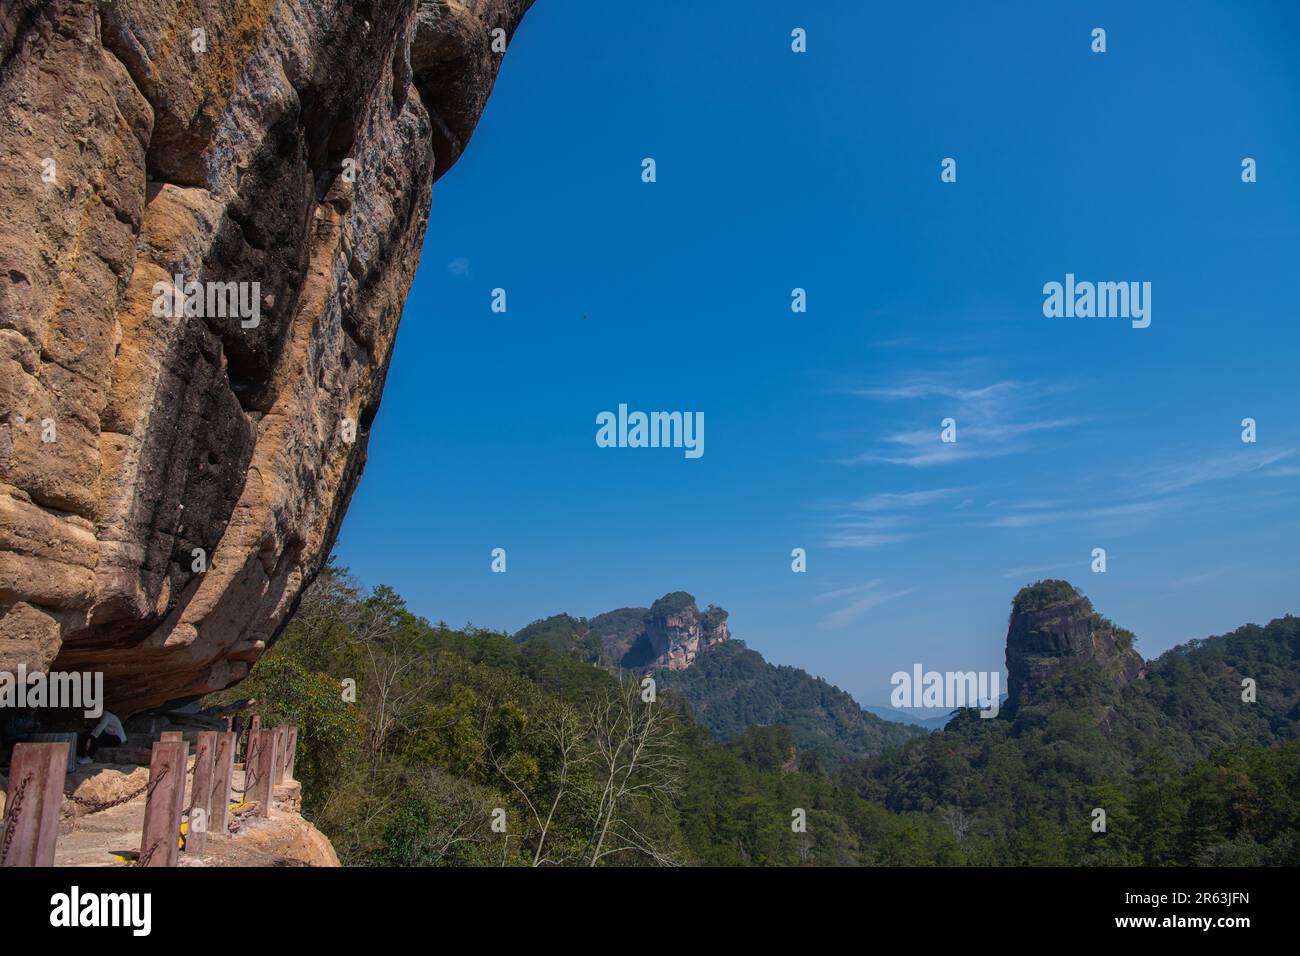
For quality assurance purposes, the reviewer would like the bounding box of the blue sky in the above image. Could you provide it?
[335,0,1300,706]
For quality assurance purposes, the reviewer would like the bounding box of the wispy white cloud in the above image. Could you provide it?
[814,580,888,603]
[983,497,1177,529]
[976,447,1298,533]
[849,380,1019,405]
[1135,448,1297,495]
[823,488,968,548]
[849,488,964,511]
[870,335,983,354]
[822,516,912,550]
[447,257,471,277]
[816,580,917,630]
[823,530,913,550]
[819,370,1297,594]
[1000,560,1083,580]
[844,378,1084,467]
[1168,566,1242,590]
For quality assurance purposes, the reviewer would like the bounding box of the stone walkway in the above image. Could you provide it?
[0,760,339,867]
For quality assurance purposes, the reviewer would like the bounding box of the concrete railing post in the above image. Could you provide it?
[285,726,299,781]
[139,739,188,867]
[272,725,287,785]
[187,731,218,855]
[250,729,275,818]
[245,719,261,776]
[0,742,69,867]
[211,731,236,833]
[244,714,261,763]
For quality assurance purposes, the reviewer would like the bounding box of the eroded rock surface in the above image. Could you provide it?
[631,593,731,671]
[0,0,533,713]
[1004,580,1145,715]
[514,592,732,672]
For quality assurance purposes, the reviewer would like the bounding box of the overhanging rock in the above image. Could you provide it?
[0,0,535,714]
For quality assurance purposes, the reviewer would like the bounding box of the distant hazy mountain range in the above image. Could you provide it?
[862,706,955,731]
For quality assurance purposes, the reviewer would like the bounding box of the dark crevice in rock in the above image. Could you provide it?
[0,0,44,75]
[97,7,209,190]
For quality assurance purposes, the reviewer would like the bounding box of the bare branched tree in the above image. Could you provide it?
[941,805,970,841]
[345,591,434,780]
[488,701,585,866]
[582,680,682,866]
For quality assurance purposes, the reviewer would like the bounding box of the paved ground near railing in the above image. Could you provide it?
[0,762,339,867]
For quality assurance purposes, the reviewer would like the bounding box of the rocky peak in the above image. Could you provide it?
[516,592,732,672]
[1004,580,1144,715]
[509,590,733,671]
[635,592,730,671]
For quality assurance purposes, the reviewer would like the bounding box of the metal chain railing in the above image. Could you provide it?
[62,749,197,815]
[64,781,149,814]
[5,723,291,866]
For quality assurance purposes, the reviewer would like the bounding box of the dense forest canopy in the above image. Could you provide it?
[213,564,1300,866]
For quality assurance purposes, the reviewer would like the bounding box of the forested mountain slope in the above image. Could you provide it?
[221,570,1300,865]
[856,581,1300,864]
[513,593,925,765]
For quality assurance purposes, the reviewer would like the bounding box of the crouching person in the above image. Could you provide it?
[79,710,127,764]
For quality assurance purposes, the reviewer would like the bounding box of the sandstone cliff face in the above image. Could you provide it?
[1003,580,1144,715]
[639,596,731,671]
[0,0,533,714]
[516,593,733,672]
[610,593,731,671]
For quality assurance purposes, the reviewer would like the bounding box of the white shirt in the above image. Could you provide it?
[91,712,127,742]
